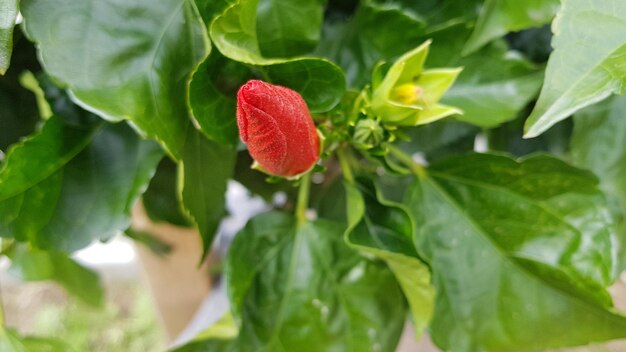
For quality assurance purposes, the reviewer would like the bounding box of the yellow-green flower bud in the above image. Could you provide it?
[353,119,384,150]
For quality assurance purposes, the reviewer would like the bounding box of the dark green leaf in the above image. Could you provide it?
[210,0,345,112]
[0,0,19,74]
[405,153,626,351]
[315,0,426,88]
[344,179,434,336]
[0,116,163,251]
[256,0,325,58]
[7,245,104,307]
[428,25,544,128]
[233,151,291,202]
[125,228,173,257]
[143,158,191,227]
[20,0,210,158]
[189,51,248,147]
[524,0,626,138]
[179,129,236,259]
[463,0,559,55]
[184,212,406,351]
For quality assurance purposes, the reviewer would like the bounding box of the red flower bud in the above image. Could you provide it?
[236,80,320,177]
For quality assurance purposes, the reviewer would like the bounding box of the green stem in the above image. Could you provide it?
[336,147,355,184]
[386,144,426,177]
[296,172,312,225]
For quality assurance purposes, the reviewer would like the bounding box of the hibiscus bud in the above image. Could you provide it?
[236,80,320,177]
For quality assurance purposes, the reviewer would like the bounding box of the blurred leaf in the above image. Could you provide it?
[0,329,70,352]
[210,0,345,112]
[0,0,19,74]
[256,0,325,58]
[142,158,191,227]
[20,0,209,158]
[19,71,52,120]
[405,153,626,351]
[189,51,247,147]
[7,245,104,307]
[397,119,478,155]
[179,129,236,259]
[344,179,434,337]
[315,0,426,88]
[506,25,553,63]
[428,25,544,128]
[125,228,172,257]
[181,212,406,351]
[463,0,559,55]
[571,95,626,269]
[0,116,163,251]
[233,151,291,202]
[524,0,626,138]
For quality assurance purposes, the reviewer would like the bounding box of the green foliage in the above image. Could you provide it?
[0,0,19,74]
[2,0,626,351]
[524,0,626,138]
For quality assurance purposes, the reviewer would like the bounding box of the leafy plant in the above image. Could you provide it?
[1,0,626,351]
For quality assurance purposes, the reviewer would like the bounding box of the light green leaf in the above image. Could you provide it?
[405,153,626,351]
[0,116,163,251]
[179,129,236,259]
[7,245,104,307]
[210,0,345,112]
[524,0,626,138]
[20,0,210,158]
[0,0,18,75]
[429,25,544,128]
[344,179,434,337]
[463,0,560,55]
[179,212,406,351]
[256,0,325,58]
[0,329,69,352]
[315,0,426,88]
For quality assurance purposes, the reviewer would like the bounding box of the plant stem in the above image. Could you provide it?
[296,172,312,225]
[336,147,355,184]
[386,144,426,177]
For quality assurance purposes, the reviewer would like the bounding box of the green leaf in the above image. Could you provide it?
[7,245,104,307]
[404,153,626,351]
[185,212,406,351]
[571,95,626,268]
[188,51,247,147]
[0,0,19,74]
[256,0,325,58]
[0,329,69,352]
[315,0,426,88]
[463,0,560,55]
[344,179,434,337]
[210,0,345,112]
[20,0,210,158]
[179,129,236,259]
[429,25,544,128]
[142,158,191,227]
[524,0,626,138]
[0,116,163,251]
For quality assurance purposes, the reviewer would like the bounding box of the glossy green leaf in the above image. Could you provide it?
[184,212,406,351]
[20,0,210,158]
[405,153,626,351]
[315,0,426,88]
[7,245,104,307]
[0,0,18,74]
[344,179,434,337]
[0,116,163,251]
[571,95,626,268]
[429,25,544,128]
[256,0,325,58]
[524,0,626,138]
[179,129,236,259]
[463,0,560,55]
[188,51,248,147]
[210,0,345,112]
